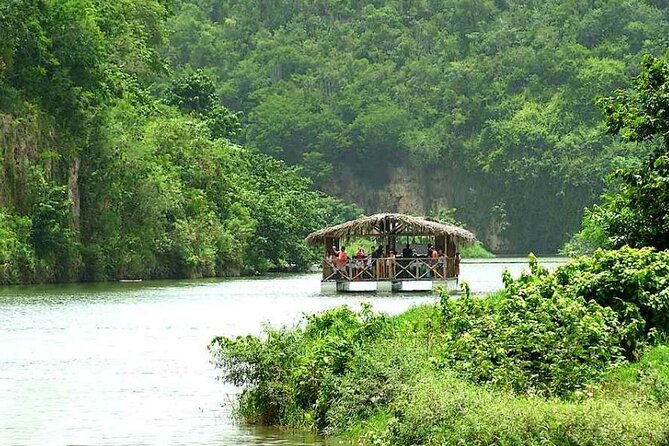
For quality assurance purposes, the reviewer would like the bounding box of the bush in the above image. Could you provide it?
[212,302,669,445]
[210,304,392,429]
[556,247,669,354]
[438,275,624,396]
[506,248,669,358]
[211,248,669,444]
[0,212,37,284]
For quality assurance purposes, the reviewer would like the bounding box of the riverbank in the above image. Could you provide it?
[211,249,669,445]
[212,302,669,445]
[215,303,669,445]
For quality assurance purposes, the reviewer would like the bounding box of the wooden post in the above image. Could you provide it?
[446,236,456,277]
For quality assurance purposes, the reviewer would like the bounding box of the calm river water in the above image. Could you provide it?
[0,257,565,445]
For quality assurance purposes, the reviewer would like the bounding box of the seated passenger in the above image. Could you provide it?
[431,247,439,260]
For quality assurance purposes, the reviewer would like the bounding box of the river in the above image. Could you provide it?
[0,257,565,445]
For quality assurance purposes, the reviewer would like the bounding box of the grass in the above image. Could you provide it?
[356,370,669,445]
[594,344,669,406]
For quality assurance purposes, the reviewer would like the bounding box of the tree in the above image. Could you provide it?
[599,54,669,155]
[165,69,241,139]
[573,55,669,252]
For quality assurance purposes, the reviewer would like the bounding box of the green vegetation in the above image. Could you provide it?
[0,1,357,284]
[4,1,668,283]
[459,240,494,258]
[209,42,669,444]
[566,55,669,255]
[165,0,669,253]
[211,249,669,444]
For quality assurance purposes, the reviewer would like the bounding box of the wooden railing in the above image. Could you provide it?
[322,257,458,282]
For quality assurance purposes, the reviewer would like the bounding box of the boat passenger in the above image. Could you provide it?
[436,249,445,271]
[371,246,384,278]
[333,246,349,279]
[402,243,413,259]
[386,250,396,278]
[454,251,461,276]
[355,246,366,260]
[354,246,366,279]
[431,247,439,260]
[325,248,337,277]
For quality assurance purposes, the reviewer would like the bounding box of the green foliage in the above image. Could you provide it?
[79,102,352,280]
[165,0,668,252]
[595,345,669,407]
[428,207,495,257]
[568,56,669,253]
[495,249,669,359]
[599,54,669,153]
[459,241,495,258]
[27,168,81,281]
[554,247,669,356]
[578,154,669,251]
[210,304,392,429]
[165,69,218,114]
[438,276,623,396]
[211,248,669,444]
[372,372,669,446]
[0,212,36,284]
[561,206,612,256]
[0,0,355,283]
[212,299,669,444]
[165,69,242,139]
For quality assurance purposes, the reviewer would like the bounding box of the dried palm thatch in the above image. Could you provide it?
[306,213,475,246]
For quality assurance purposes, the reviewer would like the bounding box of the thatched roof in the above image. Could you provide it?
[306,213,476,246]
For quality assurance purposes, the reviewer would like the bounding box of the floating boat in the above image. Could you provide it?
[305,213,475,293]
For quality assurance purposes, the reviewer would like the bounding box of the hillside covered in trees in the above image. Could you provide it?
[165,0,669,252]
[0,0,356,284]
[2,0,669,284]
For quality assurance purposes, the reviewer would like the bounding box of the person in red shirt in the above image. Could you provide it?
[354,246,366,279]
[333,246,349,279]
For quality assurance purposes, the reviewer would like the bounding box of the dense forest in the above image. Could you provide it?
[2,0,669,283]
[0,0,356,284]
[165,0,669,252]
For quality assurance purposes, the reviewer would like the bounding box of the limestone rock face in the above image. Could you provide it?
[326,164,511,253]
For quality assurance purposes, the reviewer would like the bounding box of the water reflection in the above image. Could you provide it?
[0,257,565,445]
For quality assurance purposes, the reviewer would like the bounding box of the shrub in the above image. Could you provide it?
[210,304,391,429]
[556,247,669,355]
[505,248,669,358]
[438,272,623,396]
[0,212,37,284]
